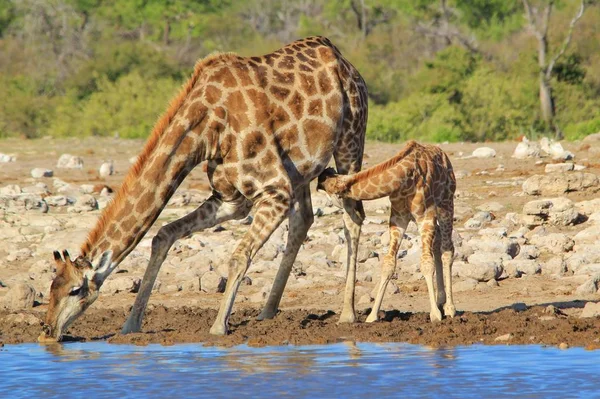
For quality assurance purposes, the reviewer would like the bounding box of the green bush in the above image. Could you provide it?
[50,71,180,138]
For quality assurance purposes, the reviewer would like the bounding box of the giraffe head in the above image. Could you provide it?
[38,250,113,342]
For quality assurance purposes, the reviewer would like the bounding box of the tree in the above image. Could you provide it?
[522,0,588,139]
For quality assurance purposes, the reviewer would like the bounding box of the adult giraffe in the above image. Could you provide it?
[39,36,367,341]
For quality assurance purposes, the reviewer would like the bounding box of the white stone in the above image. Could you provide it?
[0,153,16,162]
[529,233,574,254]
[522,173,598,196]
[522,197,579,227]
[504,259,541,276]
[471,147,496,159]
[0,184,22,195]
[460,253,507,281]
[545,163,574,173]
[513,139,540,159]
[580,302,600,318]
[200,271,227,293]
[99,161,114,177]
[544,256,566,275]
[101,276,141,294]
[56,154,84,169]
[2,283,36,311]
[31,168,53,178]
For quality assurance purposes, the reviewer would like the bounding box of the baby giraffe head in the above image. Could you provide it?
[38,250,113,343]
[317,167,347,195]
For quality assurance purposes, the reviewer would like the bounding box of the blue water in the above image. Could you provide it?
[1,342,599,398]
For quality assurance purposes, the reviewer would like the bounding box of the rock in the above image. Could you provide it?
[460,253,506,281]
[580,302,600,318]
[583,132,600,142]
[31,168,53,178]
[200,271,227,293]
[522,173,599,196]
[544,256,567,275]
[573,225,600,245]
[575,274,600,295]
[503,259,541,276]
[477,202,504,213]
[2,283,36,311]
[522,197,580,227]
[453,278,478,292]
[466,239,519,258]
[358,293,374,305]
[0,184,21,195]
[2,313,41,325]
[464,211,495,229]
[99,161,114,177]
[545,163,574,173]
[575,198,600,216]
[546,141,574,161]
[68,194,98,213]
[495,333,513,342]
[101,277,140,294]
[471,147,496,159]
[513,139,541,159]
[529,233,574,254]
[57,154,84,169]
[6,248,33,262]
[515,245,539,260]
[0,153,16,162]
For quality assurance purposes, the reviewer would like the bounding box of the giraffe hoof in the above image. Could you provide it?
[209,323,228,336]
[256,308,278,321]
[444,304,456,318]
[365,313,378,323]
[429,309,443,323]
[338,311,356,324]
[121,319,141,335]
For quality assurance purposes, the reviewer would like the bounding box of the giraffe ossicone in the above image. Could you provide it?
[39,36,368,341]
[318,140,457,323]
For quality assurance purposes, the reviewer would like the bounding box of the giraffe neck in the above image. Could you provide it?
[81,134,205,265]
[340,142,418,200]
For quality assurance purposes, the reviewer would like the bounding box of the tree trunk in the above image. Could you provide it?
[539,74,554,124]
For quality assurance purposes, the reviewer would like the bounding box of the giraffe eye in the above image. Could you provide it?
[69,286,82,296]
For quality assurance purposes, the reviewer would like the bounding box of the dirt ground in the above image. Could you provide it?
[1,137,600,348]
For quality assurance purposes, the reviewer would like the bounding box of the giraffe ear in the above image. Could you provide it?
[53,251,65,275]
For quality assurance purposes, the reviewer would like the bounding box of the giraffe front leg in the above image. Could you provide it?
[210,189,290,335]
[257,185,313,321]
[122,194,250,334]
[338,197,365,324]
[433,225,446,311]
[366,212,409,323]
[439,209,456,318]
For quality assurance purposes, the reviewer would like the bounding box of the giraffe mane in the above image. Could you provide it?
[347,140,419,185]
[80,52,235,257]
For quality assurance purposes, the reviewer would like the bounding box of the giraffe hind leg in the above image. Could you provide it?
[257,185,313,320]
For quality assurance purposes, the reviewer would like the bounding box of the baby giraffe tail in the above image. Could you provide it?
[317,167,349,195]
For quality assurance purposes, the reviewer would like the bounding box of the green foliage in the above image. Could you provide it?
[0,0,598,142]
[50,72,180,138]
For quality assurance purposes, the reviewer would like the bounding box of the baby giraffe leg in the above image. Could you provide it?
[439,208,456,318]
[433,225,446,310]
[418,211,443,322]
[366,212,410,322]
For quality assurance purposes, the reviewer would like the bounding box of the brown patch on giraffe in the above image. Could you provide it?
[184,100,208,121]
[302,119,331,151]
[242,131,267,159]
[325,95,342,116]
[318,47,336,62]
[136,191,156,214]
[278,56,296,70]
[260,150,278,170]
[247,89,271,123]
[308,99,323,116]
[270,85,291,102]
[268,105,290,132]
[275,126,298,151]
[213,67,238,89]
[288,145,305,161]
[317,70,333,94]
[273,70,295,85]
[288,91,305,120]
[204,84,222,105]
[253,65,269,88]
[299,74,317,96]
[299,63,314,73]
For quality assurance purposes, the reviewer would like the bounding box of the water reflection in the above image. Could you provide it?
[2,342,599,398]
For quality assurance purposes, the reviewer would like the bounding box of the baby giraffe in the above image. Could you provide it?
[318,140,456,323]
